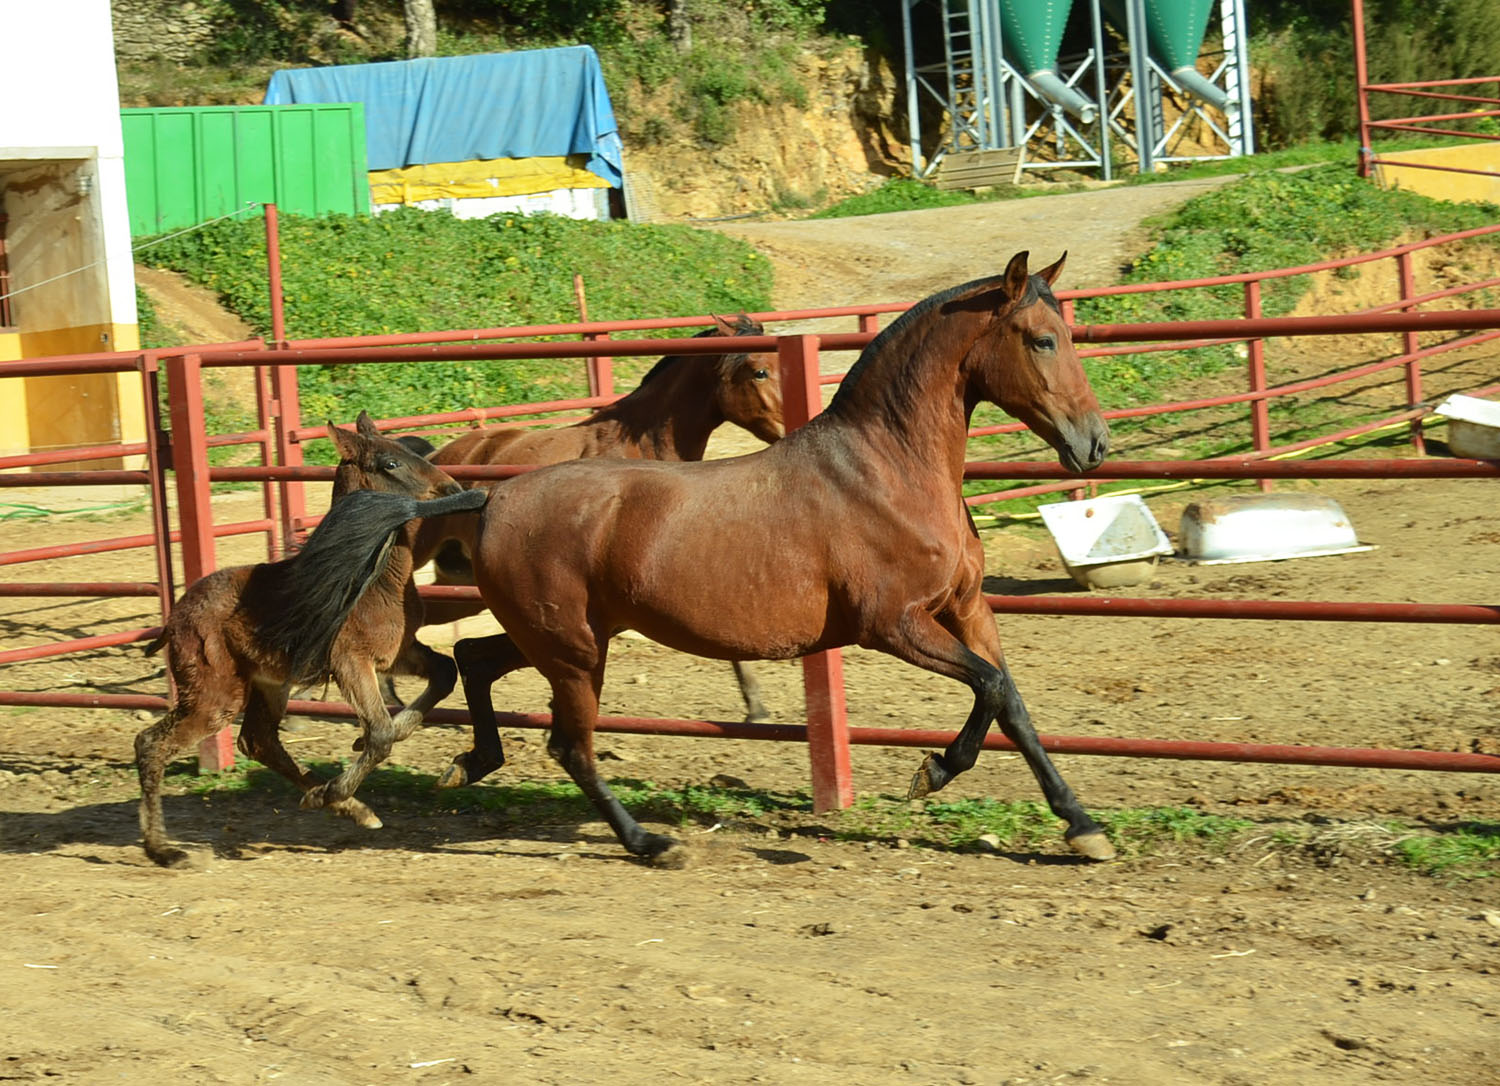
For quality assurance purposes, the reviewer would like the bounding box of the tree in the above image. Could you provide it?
[404,0,436,58]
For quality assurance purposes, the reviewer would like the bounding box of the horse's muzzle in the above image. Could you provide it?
[1059,415,1110,473]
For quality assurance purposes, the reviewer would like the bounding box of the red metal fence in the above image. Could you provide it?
[1352,0,1500,184]
[3,212,1499,809]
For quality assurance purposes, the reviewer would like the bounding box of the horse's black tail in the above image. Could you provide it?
[141,631,167,657]
[257,487,487,685]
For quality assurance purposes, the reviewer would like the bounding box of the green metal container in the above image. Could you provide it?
[997,0,1076,75]
[121,104,370,236]
[1101,0,1216,71]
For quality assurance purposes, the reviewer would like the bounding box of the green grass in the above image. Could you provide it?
[164,758,1500,878]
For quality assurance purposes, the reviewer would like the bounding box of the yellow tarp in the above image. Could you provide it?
[369,155,611,205]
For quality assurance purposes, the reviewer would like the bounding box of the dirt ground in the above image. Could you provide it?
[4,186,1500,1084]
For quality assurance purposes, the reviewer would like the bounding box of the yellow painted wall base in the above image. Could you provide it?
[369,154,610,205]
[0,322,144,465]
[1373,144,1500,205]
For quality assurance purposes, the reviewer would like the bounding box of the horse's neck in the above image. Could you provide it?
[822,318,976,488]
[589,358,720,460]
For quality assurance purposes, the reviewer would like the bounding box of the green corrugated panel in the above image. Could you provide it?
[998,0,1075,75]
[121,104,369,236]
[1101,0,1216,72]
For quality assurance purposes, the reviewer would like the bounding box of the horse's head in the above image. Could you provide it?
[967,251,1109,473]
[709,315,785,444]
[327,411,466,501]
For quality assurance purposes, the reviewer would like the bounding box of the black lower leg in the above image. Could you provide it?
[441,634,523,787]
[552,738,678,861]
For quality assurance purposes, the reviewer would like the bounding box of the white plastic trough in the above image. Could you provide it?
[1037,493,1174,589]
[1177,493,1374,565]
[1434,393,1500,460]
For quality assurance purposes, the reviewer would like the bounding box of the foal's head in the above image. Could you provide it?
[966,251,1109,473]
[708,315,785,444]
[328,411,467,501]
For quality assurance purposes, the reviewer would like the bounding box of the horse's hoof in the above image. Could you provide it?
[743,708,771,725]
[905,752,943,800]
[437,753,500,789]
[639,834,688,870]
[1067,830,1116,862]
[436,760,470,789]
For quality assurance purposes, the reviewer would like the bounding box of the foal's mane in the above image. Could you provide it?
[256,490,417,684]
[827,270,1061,416]
[635,314,764,386]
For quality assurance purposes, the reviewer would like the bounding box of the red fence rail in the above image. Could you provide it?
[4,210,1500,805]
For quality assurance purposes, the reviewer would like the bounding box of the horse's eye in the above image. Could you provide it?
[381,458,400,472]
[753,368,770,381]
[1034,335,1057,352]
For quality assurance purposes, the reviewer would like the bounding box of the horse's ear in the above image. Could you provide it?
[711,314,736,335]
[1004,251,1031,299]
[327,420,360,460]
[356,410,380,439]
[1037,251,1067,287]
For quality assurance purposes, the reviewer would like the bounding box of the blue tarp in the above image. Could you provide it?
[264,45,622,186]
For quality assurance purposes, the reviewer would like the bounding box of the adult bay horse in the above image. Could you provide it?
[449,252,1115,866]
[412,314,784,721]
[134,412,486,867]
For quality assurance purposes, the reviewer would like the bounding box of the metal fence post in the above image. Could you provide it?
[777,334,854,812]
[1396,250,1427,454]
[165,351,234,772]
[1244,279,1272,492]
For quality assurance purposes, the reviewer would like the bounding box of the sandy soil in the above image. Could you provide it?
[4,186,1499,1084]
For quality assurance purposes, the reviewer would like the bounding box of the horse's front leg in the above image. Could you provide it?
[880,600,1114,861]
[300,660,398,812]
[438,632,531,788]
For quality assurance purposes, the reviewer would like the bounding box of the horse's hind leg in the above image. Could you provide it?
[732,661,770,724]
[544,661,685,867]
[237,682,381,830]
[134,697,237,867]
[881,601,1113,861]
[437,632,531,788]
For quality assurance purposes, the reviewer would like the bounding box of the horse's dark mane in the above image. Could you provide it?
[636,315,763,386]
[827,271,1060,415]
[255,488,485,684]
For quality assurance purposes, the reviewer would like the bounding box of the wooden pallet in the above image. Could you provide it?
[933,148,1023,191]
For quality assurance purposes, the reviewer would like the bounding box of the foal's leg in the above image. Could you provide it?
[388,639,458,737]
[880,602,1114,861]
[731,661,771,724]
[237,682,382,829]
[299,659,399,811]
[437,632,531,788]
[134,693,238,867]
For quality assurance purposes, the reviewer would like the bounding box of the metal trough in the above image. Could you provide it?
[1038,493,1174,589]
[1177,493,1374,564]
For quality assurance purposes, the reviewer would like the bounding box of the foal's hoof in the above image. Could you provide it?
[145,844,192,869]
[300,784,331,811]
[328,797,383,830]
[1066,830,1117,862]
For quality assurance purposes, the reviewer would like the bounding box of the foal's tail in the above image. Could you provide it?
[141,631,167,657]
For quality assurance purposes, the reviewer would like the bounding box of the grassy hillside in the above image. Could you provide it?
[137,208,773,431]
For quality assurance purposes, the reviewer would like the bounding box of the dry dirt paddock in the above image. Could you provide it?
[2,469,1498,1086]
[4,184,1500,1084]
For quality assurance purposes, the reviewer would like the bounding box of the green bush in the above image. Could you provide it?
[136,208,773,442]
